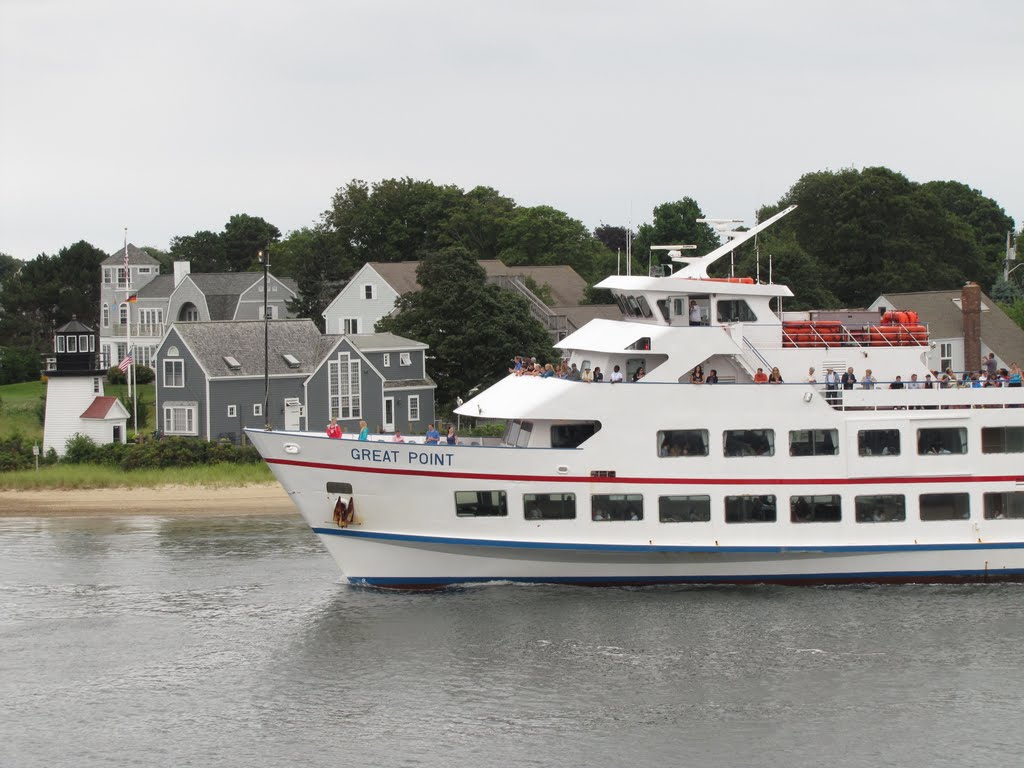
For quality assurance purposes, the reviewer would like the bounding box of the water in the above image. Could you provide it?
[2,514,1024,768]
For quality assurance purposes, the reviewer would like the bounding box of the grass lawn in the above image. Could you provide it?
[0,380,155,442]
[0,461,273,490]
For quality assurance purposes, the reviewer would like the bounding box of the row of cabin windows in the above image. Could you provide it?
[454,491,1024,523]
[658,427,1024,458]
[54,335,96,354]
[617,294,758,325]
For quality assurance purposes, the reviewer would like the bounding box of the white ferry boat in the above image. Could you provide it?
[246,206,1024,588]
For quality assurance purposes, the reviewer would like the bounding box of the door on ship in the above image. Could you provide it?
[383,397,395,432]
[283,398,303,431]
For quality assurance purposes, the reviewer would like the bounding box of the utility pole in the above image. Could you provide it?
[259,243,271,430]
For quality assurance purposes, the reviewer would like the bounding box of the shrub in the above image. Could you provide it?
[134,365,155,385]
[0,435,34,472]
[63,433,98,464]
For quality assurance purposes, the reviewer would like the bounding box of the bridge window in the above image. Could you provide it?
[551,422,600,448]
[716,299,757,323]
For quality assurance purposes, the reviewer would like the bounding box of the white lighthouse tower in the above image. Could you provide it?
[43,317,129,457]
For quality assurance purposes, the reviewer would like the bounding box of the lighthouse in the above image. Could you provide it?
[42,317,129,457]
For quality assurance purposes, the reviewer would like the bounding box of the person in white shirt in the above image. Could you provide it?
[609,365,624,383]
[689,300,702,326]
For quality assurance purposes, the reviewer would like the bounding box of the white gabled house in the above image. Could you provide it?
[321,263,407,335]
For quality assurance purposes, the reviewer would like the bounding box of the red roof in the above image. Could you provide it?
[80,396,120,419]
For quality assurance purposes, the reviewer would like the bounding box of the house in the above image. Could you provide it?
[153,320,435,442]
[870,283,1024,374]
[43,319,129,456]
[98,245,297,374]
[321,260,608,341]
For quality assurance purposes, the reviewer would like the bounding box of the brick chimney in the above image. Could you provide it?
[962,282,981,373]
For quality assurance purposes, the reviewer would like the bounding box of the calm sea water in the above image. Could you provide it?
[2,514,1023,768]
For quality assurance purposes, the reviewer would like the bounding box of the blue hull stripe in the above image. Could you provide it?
[311,526,1024,555]
[350,569,1024,587]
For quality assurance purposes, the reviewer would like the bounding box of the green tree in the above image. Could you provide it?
[376,248,554,407]
[497,205,616,284]
[282,228,347,329]
[222,214,282,272]
[0,252,20,287]
[632,198,722,276]
[168,230,226,272]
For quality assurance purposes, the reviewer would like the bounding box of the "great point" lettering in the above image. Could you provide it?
[350,447,454,467]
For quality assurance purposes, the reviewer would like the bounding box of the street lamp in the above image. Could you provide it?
[258,244,271,430]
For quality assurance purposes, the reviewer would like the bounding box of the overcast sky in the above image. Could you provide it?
[2,0,1021,261]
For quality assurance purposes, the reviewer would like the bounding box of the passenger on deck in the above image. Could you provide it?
[424,424,440,444]
[392,430,405,443]
[689,300,702,326]
[540,363,555,378]
[806,367,817,383]
[510,356,523,375]
[358,420,369,440]
[753,367,768,383]
[768,367,784,384]
[841,367,857,390]
[593,366,604,382]
[610,365,624,383]
[446,424,458,445]
[706,369,719,384]
[632,367,646,382]
[862,369,876,389]
[568,363,581,381]
[689,365,705,384]
[581,367,594,382]
[326,417,342,439]
[889,376,905,390]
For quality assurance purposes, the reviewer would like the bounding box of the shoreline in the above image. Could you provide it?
[0,483,295,518]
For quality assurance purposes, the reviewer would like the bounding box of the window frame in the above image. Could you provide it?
[163,359,184,388]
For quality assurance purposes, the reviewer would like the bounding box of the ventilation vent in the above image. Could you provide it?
[282,353,300,369]
[223,355,242,371]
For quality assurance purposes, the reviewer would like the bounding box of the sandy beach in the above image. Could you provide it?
[0,483,296,518]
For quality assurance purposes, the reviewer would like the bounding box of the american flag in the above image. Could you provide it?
[118,354,133,373]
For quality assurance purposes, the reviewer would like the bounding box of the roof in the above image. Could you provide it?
[80,396,127,420]
[344,332,427,351]
[168,320,328,377]
[136,274,176,299]
[556,304,622,331]
[365,260,589,305]
[555,318,676,353]
[56,318,95,334]
[101,243,160,267]
[878,289,1024,365]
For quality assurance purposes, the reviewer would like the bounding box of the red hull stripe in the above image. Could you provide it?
[267,457,1023,486]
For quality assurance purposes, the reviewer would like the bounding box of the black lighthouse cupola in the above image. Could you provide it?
[50,316,106,376]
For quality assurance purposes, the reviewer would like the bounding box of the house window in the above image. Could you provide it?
[940,343,952,372]
[227,405,237,418]
[163,359,184,388]
[103,268,113,284]
[102,303,110,327]
[724,495,777,523]
[400,352,412,366]
[56,336,65,353]
[258,305,278,320]
[78,335,89,351]
[455,490,507,517]
[363,284,374,300]
[383,353,391,367]
[253,403,263,417]
[119,303,128,325]
[343,318,359,334]
[93,378,101,394]
[659,495,711,523]
[328,353,361,419]
[408,395,420,421]
[163,403,197,435]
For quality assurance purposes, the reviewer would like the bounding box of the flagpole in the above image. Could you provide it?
[123,228,135,430]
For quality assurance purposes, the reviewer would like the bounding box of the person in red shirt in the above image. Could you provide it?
[753,367,769,383]
[326,416,342,439]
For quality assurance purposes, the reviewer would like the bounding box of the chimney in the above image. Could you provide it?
[173,261,191,287]
[961,282,981,373]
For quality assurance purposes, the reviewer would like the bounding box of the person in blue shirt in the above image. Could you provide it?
[425,424,440,444]
[358,420,369,440]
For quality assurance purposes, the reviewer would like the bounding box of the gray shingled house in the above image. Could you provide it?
[154,320,435,442]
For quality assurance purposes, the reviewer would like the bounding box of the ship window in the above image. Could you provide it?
[858,429,900,456]
[592,494,643,521]
[455,490,508,518]
[656,299,670,323]
[716,299,757,323]
[524,493,576,520]
[919,493,970,521]
[855,495,906,523]
[789,429,838,456]
[504,420,533,447]
[983,491,1024,519]
[725,495,776,523]
[551,422,599,448]
[981,427,1024,454]
[658,429,708,457]
[614,293,629,315]
[626,296,641,316]
[723,429,774,457]
[637,296,652,318]
[326,482,353,494]
[790,495,841,523]
[917,427,967,455]
[659,495,711,523]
